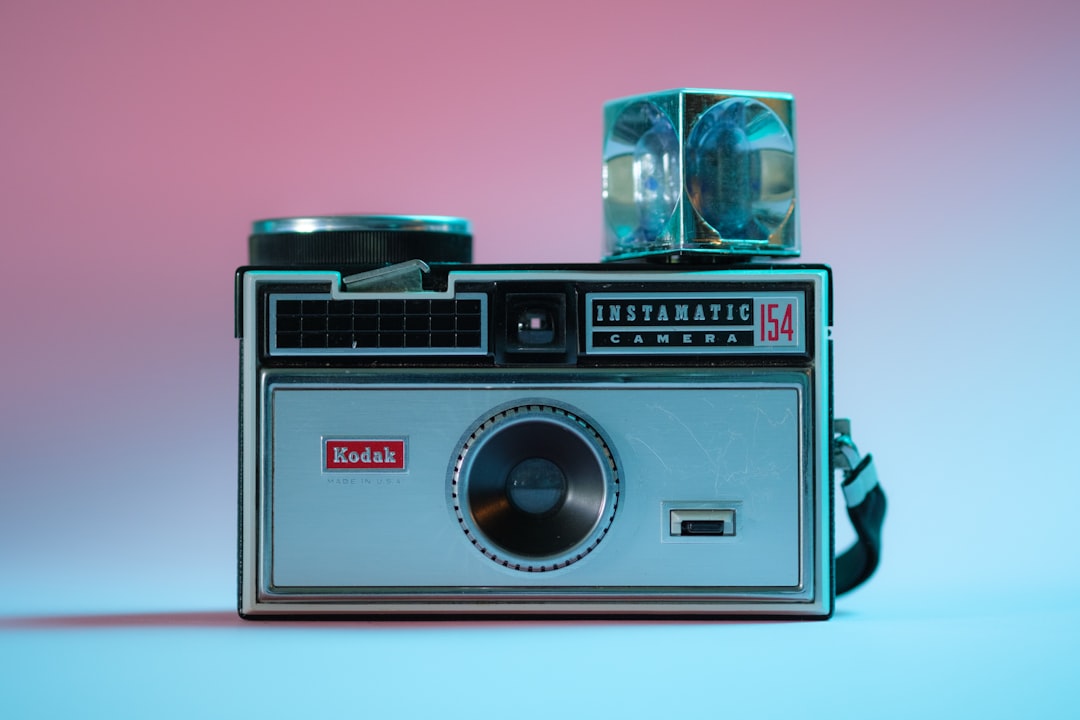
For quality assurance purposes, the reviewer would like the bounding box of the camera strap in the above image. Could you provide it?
[833,421,886,595]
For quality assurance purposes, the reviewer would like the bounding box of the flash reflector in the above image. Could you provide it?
[603,89,798,260]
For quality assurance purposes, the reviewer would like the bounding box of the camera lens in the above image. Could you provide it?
[452,405,619,571]
[506,458,566,515]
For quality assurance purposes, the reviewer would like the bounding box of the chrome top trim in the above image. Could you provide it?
[251,215,471,235]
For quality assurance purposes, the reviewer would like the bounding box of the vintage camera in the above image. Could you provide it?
[236,89,884,619]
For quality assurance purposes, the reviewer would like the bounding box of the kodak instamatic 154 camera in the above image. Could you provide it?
[236,89,885,619]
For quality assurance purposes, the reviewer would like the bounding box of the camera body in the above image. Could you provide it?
[235,88,878,619]
[236,249,833,618]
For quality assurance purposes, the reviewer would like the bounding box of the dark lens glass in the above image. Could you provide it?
[506,458,566,515]
[516,308,556,345]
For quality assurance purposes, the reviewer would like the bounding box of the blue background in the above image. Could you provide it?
[2,0,1077,716]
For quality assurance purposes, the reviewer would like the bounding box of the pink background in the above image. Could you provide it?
[1,0,1078,714]
[3,0,1077,604]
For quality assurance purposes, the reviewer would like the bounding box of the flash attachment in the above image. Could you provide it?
[603,89,798,261]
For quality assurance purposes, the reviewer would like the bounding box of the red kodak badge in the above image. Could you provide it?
[325,439,406,470]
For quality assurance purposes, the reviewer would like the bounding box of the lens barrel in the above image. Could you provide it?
[452,405,619,571]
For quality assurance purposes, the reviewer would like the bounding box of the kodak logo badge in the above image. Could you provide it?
[325,439,406,471]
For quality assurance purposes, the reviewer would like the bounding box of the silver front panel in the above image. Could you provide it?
[262,373,809,594]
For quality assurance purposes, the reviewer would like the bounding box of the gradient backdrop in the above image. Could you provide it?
[2,0,1077,716]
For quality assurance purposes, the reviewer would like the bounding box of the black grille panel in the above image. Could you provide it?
[272,295,486,354]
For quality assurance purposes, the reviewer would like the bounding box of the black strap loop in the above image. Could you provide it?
[832,420,886,596]
[836,453,886,595]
